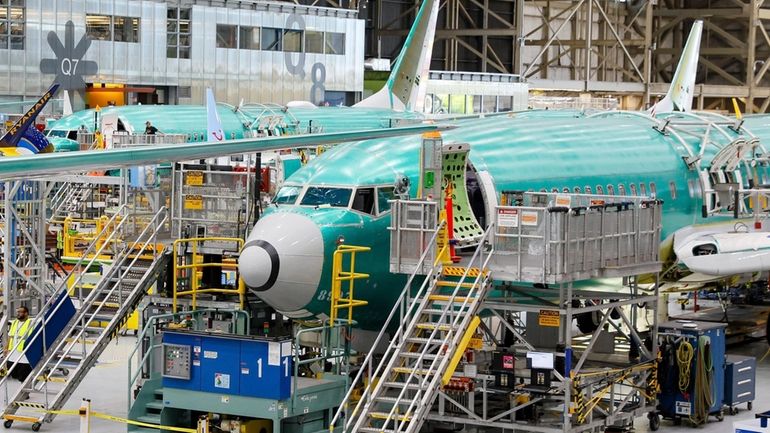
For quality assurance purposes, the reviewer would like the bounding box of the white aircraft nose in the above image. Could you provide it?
[239,212,324,316]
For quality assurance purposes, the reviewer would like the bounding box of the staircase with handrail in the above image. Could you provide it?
[0,206,169,431]
[330,222,495,433]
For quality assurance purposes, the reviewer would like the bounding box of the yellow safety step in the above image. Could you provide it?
[37,375,67,383]
[64,337,96,345]
[3,414,39,423]
[369,411,412,422]
[435,281,477,288]
[442,267,487,278]
[393,367,433,375]
[428,295,474,303]
[95,301,121,309]
[415,323,454,331]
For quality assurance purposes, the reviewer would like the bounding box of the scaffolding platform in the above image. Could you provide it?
[337,189,663,433]
[491,192,663,284]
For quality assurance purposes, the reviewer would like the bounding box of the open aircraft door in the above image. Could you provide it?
[100,113,119,149]
[700,137,759,217]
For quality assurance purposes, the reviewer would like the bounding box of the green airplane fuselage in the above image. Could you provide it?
[248,111,770,330]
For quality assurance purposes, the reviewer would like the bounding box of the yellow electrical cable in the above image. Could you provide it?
[691,336,715,425]
[676,340,693,393]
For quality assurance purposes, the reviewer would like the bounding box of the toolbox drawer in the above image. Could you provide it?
[725,355,756,406]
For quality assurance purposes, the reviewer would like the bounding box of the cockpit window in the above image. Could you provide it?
[273,185,302,204]
[377,187,395,214]
[300,187,352,207]
[48,130,67,138]
[352,188,375,214]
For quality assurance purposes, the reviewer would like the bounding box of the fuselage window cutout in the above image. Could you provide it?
[584,186,592,194]
[540,188,547,193]
[618,184,626,196]
[649,182,656,198]
[669,181,677,200]
[629,184,637,196]
[562,187,570,193]
[352,187,376,215]
[573,186,581,194]
[551,188,559,193]
[607,185,615,195]
[596,185,604,195]
[640,183,647,196]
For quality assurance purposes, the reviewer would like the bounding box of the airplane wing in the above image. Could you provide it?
[658,272,724,293]
[0,124,446,179]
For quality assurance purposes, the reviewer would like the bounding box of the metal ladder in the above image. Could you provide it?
[0,207,168,431]
[332,224,495,433]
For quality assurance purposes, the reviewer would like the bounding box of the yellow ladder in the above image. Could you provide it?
[330,245,370,326]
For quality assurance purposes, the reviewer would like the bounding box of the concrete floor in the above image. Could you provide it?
[2,337,134,433]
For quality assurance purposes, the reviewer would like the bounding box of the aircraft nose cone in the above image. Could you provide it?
[239,212,324,317]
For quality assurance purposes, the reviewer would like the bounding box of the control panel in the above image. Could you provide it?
[163,343,192,380]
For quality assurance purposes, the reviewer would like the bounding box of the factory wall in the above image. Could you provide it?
[0,0,365,111]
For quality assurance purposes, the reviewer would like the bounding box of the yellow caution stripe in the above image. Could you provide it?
[92,412,197,433]
[14,401,47,409]
[442,266,486,277]
[18,408,197,433]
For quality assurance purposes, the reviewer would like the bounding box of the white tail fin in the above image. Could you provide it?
[62,90,73,116]
[649,20,703,114]
[354,0,439,112]
[206,88,225,142]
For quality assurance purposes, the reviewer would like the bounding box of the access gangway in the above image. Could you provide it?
[331,191,663,433]
[331,201,495,433]
[0,206,169,431]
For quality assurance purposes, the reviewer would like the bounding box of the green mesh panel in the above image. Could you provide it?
[442,147,484,246]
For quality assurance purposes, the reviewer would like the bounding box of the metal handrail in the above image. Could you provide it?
[62,214,125,260]
[31,208,168,393]
[329,220,446,432]
[0,205,129,396]
[3,208,165,415]
[48,183,72,215]
[291,319,352,412]
[172,237,245,312]
[385,225,494,433]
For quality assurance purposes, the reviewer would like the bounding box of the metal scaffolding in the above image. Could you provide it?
[365,0,770,112]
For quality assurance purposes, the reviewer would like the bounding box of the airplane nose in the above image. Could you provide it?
[239,212,324,316]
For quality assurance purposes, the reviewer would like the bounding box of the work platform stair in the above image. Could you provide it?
[332,223,494,433]
[0,206,168,431]
[127,377,165,433]
[49,181,94,220]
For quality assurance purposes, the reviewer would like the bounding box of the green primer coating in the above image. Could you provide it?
[265,112,770,330]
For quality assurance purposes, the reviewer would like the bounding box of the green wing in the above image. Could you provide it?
[0,124,445,179]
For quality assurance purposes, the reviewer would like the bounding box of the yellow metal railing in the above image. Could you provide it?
[330,245,370,327]
[435,209,453,266]
[62,215,123,261]
[172,237,245,312]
